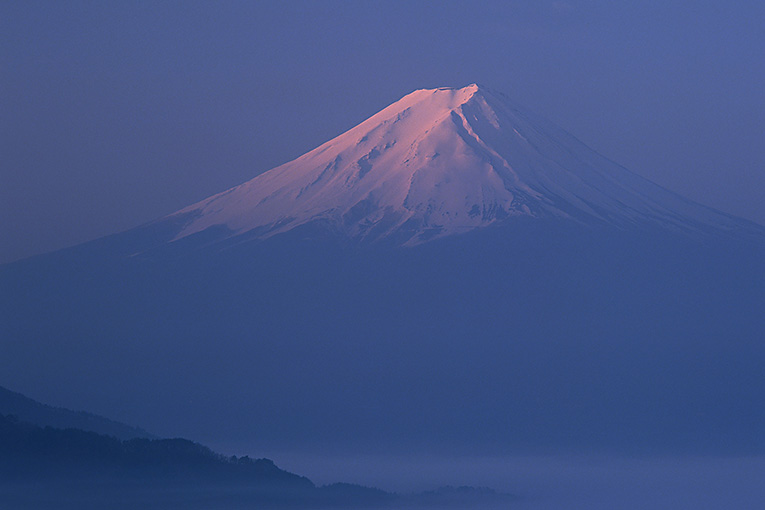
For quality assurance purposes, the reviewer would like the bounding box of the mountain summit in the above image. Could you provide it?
[165,84,751,245]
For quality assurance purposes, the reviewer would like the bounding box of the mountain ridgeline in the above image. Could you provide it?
[0,410,512,509]
[0,413,309,486]
[0,85,762,456]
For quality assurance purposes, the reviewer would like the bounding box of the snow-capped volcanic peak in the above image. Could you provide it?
[170,84,746,244]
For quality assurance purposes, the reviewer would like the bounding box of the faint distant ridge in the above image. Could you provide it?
[0,385,152,440]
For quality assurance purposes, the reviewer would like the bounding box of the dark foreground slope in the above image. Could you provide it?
[0,414,512,510]
[1,219,762,455]
[0,414,317,509]
[0,414,309,485]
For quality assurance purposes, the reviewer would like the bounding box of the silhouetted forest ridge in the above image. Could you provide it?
[0,385,151,440]
[0,413,310,487]
[0,414,514,508]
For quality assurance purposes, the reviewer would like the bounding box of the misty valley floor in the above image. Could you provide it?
[231,453,765,510]
[2,455,764,510]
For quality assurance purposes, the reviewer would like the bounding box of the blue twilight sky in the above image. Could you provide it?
[1,0,763,263]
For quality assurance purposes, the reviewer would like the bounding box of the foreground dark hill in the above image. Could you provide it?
[0,413,380,509]
[0,413,309,486]
[0,412,512,509]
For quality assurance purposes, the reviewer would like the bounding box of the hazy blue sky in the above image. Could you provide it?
[2,0,763,263]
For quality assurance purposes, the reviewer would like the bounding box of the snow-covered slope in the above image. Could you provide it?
[168,84,754,245]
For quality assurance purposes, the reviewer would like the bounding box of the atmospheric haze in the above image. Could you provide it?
[1,82,763,509]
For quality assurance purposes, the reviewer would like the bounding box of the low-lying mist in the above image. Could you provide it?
[252,452,765,510]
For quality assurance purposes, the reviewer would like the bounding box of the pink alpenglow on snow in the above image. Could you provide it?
[169,84,747,245]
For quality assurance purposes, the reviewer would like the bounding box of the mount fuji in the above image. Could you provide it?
[157,84,757,248]
[1,85,762,456]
